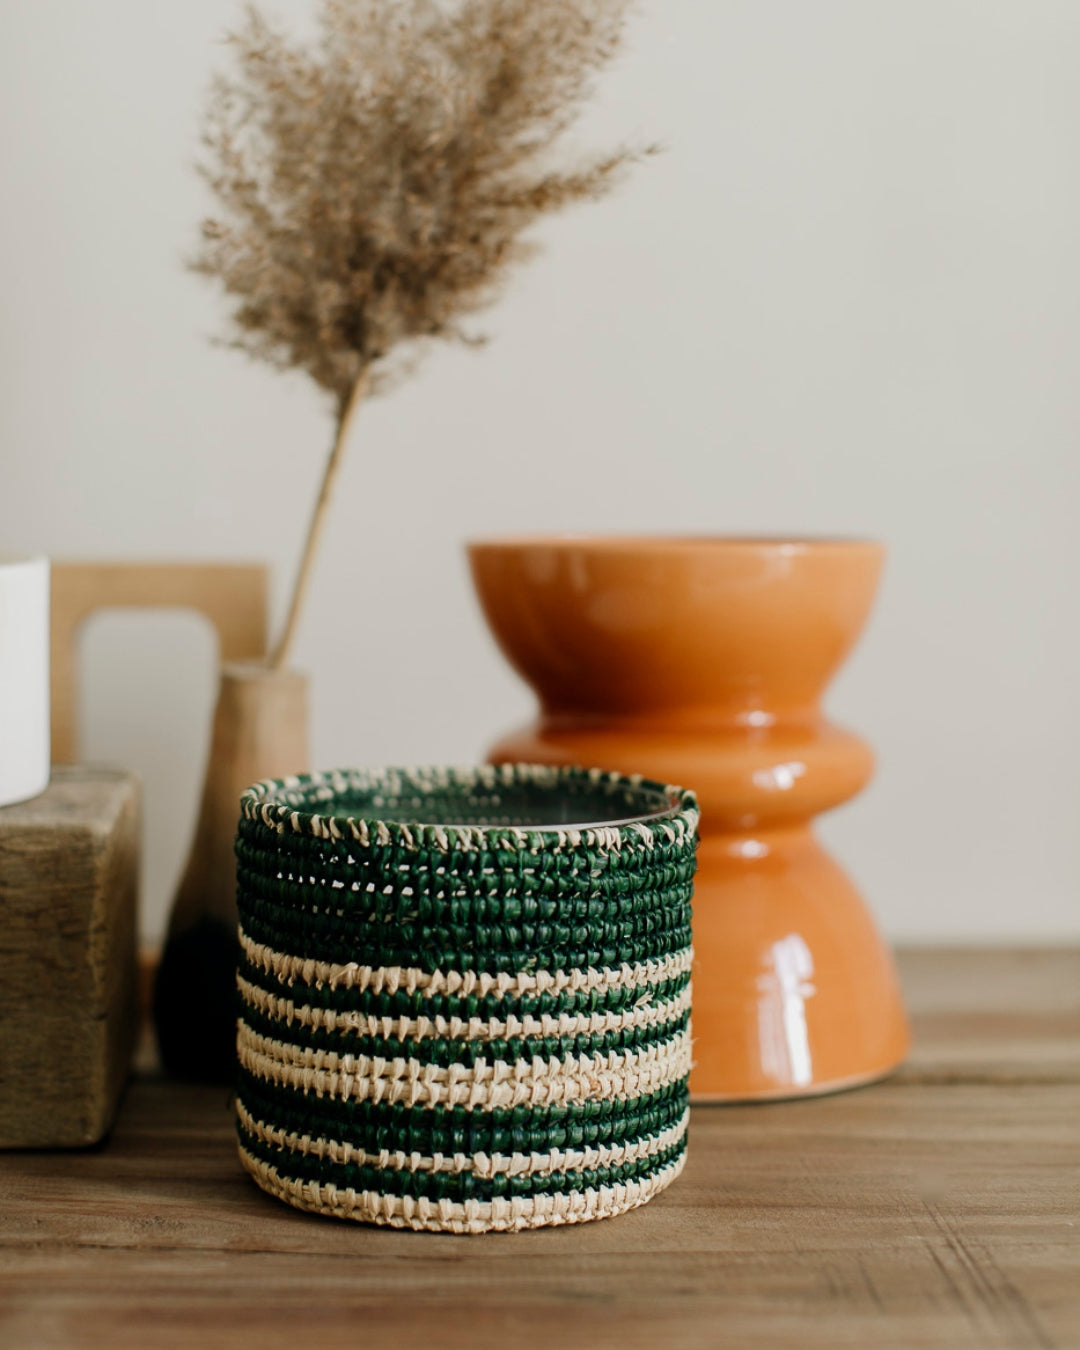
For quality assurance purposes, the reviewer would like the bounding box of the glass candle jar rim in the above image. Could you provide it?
[421,801,680,832]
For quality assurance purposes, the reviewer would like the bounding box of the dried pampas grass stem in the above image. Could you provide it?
[193,0,647,670]
[267,371,368,670]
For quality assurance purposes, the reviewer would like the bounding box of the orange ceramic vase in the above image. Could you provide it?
[467,537,910,1101]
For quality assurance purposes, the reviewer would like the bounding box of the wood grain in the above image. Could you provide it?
[50,562,268,764]
[0,769,140,1148]
[899,947,1080,1085]
[1,950,1078,1349]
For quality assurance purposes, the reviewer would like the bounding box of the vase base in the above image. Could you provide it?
[690,1059,906,1105]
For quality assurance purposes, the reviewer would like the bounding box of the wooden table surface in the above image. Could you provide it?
[1,949,1077,1350]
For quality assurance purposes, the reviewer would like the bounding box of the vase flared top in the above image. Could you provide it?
[468,536,884,721]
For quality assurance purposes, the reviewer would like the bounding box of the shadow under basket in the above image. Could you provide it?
[235,764,699,1234]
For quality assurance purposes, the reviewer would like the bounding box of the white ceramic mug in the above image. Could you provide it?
[0,556,50,807]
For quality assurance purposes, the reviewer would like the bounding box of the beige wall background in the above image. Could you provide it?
[2,1,1077,944]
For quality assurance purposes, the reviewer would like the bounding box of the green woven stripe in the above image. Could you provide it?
[236,766,696,973]
[235,842,695,917]
[237,970,691,1044]
[236,859,694,915]
[235,893,694,956]
[236,809,698,859]
[238,954,691,1023]
[235,1067,688,1157]
[235,904,693,974]
[238,996,691,1067]
[236,873,693,935]
[236,912,692,971]
[236,1094,688,1183]
[236,1115,687,1205]
[235,819,697,883]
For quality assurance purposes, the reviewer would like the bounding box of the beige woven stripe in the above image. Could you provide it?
[238,1143,686,1233]
[237,971,692,1044]
[235,1096,689,1179]
[237,1020,692,1111]
[239,927,693,999]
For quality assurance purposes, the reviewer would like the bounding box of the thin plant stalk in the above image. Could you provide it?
[269,370,369,670]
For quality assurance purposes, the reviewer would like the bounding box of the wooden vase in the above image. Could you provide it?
[154,662,309,1082]
[468,536,910,1101]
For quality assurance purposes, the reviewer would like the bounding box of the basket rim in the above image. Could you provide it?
[239,764,699,855]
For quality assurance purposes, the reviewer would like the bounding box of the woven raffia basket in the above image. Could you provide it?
[234,764,698,1234]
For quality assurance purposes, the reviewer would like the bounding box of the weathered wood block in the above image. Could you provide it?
[0,767,140,1147]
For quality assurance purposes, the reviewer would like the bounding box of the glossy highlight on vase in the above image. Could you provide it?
[468,535,910,1101]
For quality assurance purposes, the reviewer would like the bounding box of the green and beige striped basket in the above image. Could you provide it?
[234,764,698,1233]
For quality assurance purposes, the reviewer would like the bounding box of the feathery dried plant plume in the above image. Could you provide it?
[193,0,646,668]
